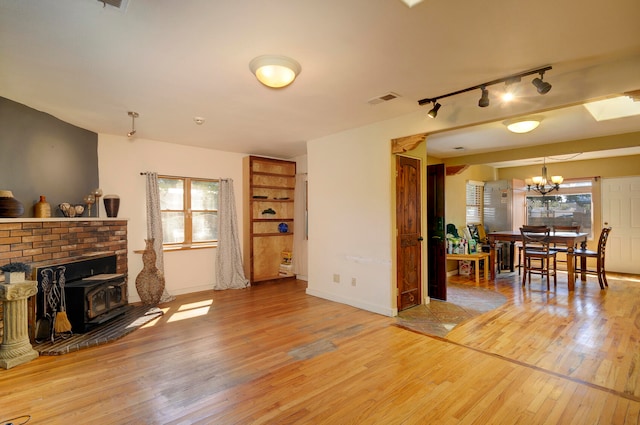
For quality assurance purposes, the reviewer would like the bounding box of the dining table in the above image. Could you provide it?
[487,230,588,291]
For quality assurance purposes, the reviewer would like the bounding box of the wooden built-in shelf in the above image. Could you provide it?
[243,156,296,284]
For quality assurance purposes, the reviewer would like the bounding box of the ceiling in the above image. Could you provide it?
[1,0,640,162]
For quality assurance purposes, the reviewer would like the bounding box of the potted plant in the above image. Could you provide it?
[1,262,32,284]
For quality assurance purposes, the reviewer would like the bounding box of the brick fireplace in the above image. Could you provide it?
[0,218,128,339]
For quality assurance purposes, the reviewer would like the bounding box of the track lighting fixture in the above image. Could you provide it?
[532,70,552,94]
[417,65,552,118]
[127,111,138,137]
[427,102,441,118]
[478,86,490,107]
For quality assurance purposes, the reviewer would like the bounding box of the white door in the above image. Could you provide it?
[601,176,640,274]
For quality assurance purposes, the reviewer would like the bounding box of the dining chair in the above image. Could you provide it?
[551,225,581,270]
[573,227,612,289]
[520,226,557,289]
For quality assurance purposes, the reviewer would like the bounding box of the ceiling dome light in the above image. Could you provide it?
[504,116,543,133]
[249,55,301,88]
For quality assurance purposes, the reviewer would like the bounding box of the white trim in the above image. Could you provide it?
[305,287,396,317]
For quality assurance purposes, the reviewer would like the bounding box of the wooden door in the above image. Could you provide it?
[396,156,422,311]
[427,163,446,300]
[602,176,640,274]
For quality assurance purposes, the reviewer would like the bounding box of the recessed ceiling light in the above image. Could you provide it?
[583,95,640,121]
[504,116,543,133]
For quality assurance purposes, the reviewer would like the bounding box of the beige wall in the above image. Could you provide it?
[445,164,495,233]
[497,154,640,181]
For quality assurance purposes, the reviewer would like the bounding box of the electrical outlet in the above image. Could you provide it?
[351,278,356,286]
[333,273,340,283]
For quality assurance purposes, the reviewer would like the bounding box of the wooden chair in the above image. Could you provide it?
[573,227,612,289]
[520,226,557,289]
[551,225,581,269]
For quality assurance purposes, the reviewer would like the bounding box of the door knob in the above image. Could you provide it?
[418,236,424,241]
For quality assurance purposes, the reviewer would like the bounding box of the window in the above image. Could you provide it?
[466,180,484,225]
[158,176,219,247]
[525,178,594,238]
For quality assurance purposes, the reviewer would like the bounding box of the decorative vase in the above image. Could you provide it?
[135,239,165,306]
[103,195,120,217]
[34,195,52,218]
[0,190,24,218]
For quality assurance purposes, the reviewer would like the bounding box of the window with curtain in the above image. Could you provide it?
[158,176,219,247]
[466,180,484,224]
[525,178,594,238]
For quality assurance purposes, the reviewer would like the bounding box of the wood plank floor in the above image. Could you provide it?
[1,272,639,424]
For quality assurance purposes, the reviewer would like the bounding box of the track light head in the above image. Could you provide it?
[127,111,139,138]
[532,72,552,94]
[427,102,441,118]
[478,87,490,107]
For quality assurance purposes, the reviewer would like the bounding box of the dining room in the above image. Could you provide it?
[442,152,640,284]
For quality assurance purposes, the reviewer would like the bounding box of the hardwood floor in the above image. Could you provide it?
[2,272,639,424]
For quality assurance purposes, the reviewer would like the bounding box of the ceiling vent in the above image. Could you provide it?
[97,0,129,10]
[368,92,400,105]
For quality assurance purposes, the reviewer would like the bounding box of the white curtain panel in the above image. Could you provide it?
[293,173,308,278]
[215,178,250,290]
[144,172,175,303]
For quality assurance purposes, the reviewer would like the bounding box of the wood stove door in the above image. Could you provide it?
[86,279,127,320]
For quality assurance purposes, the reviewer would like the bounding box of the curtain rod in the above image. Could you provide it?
[141,172,228,181]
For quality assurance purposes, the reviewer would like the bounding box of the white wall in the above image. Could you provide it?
[306,112,427,317]
[98,134,246,302]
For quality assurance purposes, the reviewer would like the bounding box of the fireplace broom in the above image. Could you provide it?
[53,266,73,334]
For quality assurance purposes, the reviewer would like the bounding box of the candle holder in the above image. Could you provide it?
[84,194,95,217]
[92,188,103,217]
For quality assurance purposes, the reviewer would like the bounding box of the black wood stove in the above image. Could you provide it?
[35,254,129,334]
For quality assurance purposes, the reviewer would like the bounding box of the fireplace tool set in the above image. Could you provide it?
[35,266,73,343]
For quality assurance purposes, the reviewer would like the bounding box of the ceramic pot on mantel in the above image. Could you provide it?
[34,195,52,218]
[135,239,165,306]
[0,190,24,218]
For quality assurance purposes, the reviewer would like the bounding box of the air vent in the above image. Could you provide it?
[97,0,129,10]
[367,92,400,105]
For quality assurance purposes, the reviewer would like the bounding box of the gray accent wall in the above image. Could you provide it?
[0,97,99,217]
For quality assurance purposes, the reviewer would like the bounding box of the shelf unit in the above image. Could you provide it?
[243,156,296,283]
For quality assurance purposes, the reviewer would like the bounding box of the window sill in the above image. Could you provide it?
[133,243,217,254]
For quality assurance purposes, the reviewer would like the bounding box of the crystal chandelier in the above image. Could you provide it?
[525,158,564,195]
